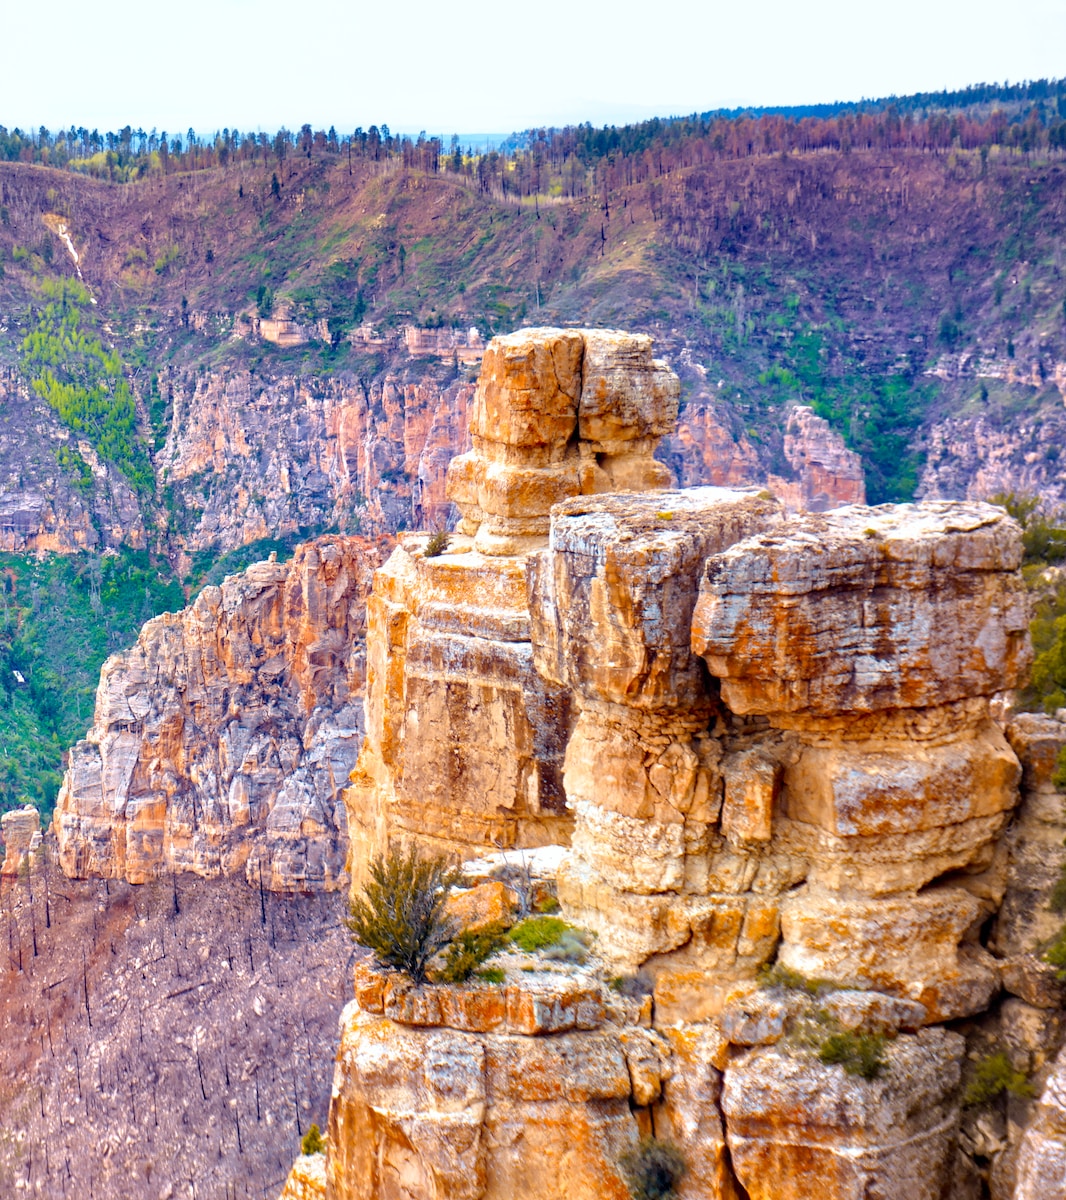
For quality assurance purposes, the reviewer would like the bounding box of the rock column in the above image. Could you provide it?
[344,328,682,879]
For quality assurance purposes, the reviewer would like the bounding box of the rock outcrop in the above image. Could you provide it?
[344,328,681,881]
[0,804,42,875]
[54,534,388,891]
[323,329,1040,1200]
[764,403,866,511]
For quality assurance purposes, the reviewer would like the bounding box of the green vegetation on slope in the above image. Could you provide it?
[0,549,184,817]
[994,494,1066,715]
[20,279,153,492]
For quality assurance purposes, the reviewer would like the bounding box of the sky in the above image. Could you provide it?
[1,0,1064,138]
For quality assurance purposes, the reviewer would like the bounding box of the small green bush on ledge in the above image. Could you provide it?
[423,530,450,557]
[345,849,458,986]
[818,1031,889,1079]
[437,922,508,983]
[301,1123,324,1156]
[962,1051,1034,1106]
[508,915,571,952]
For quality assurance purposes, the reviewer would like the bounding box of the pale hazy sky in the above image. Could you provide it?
[2,0,1064,137]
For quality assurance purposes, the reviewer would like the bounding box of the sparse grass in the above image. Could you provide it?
[758,963,834,996]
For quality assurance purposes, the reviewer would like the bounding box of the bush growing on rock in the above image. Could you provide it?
[961,1051,1033,1106]
[345,849,457,985]
[619,1136,686,1200]
[437,922,508,983]
[818,1031,888,1079]
[301,1123,324,1155]
[508,915,590,960]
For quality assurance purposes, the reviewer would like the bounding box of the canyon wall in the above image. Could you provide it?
[53,534,388,891]
[157,368,475,555]
[317,327,1063,1200]
[919,403,1066,509]
[0,367,147,553]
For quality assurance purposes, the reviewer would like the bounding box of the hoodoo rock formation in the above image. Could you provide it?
[345,328,681,880]
[54,534,388,891]
[313,327,1065,1200]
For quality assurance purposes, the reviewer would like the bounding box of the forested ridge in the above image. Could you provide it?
[1,77,1063,193]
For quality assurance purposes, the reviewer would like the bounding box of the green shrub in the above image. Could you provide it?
[508,916,571,953]
[818,1031,888,1079]
[962,1051,1034,1106]
[423,530,450,557]
[476,966,506,984]
[301,1123,324,1155]
[1045,924,1066,979]
[758,963,833,996]
[437,922,508,983]
[618,1136,686,1200]
[345,849,458,985]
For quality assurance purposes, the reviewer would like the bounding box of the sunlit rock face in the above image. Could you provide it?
[325,328,1040,1200]
[54,534,388,891]
[1,805,42,875]
[344,329,681,881]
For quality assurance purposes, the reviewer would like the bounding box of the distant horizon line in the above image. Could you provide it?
[3,75,1061,148]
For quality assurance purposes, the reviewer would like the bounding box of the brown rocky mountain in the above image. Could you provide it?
[1,142,1063,575]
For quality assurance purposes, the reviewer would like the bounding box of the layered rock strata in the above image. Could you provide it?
[157,368,474,556]
[326,328,1037,1200]
[54,534,388,891]
[446,328,679,556]
[530,486,786,1016]
[690,502,1030,1023]
[344,328,681,880]
[326,960,740,1200]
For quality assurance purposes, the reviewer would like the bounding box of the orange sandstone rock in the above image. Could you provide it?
[54,535,388,891]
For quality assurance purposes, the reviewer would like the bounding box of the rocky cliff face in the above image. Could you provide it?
[664,392,866,512]
[158,368,474,557]
[919,402,1066,509]
[53,534,388,891]
[0,367,147,553]
[314,328,1049,1200]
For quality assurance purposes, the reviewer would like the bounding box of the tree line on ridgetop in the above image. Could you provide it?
[1,78,1064,195]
